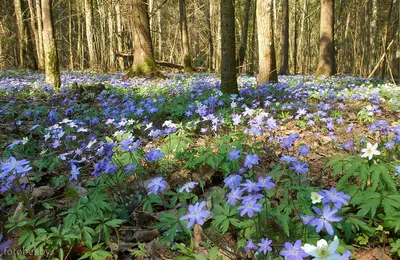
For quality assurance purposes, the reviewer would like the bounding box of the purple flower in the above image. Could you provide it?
[0,234,13,254]
[280,240,309,260]
[298,145,310,156]
[341,141,354,151]
[237,200,262,218]
[290,161,309,174]
[281,155,298,163]
[385,141,395,150]
[226,187,243,206]
[180,201,211,228]
[241,193,264,203]
[69,163,81,181]
[1,157,32,175]
[240,179,261,193]
[257,238,273,254]
[300,215,315,225]
[179,181,198,193]
[244,154,259,169]
[310,204,343,235]
[244,238,258,252]
[339,250,351,260]
[224,174,242,189]
[257,176,275,190]
[346,124,354,133]
[228,149,240,161]
[124,163,135,173]
[319,187,350,209]
[145,149,164,161]
[231,114,242,125]
[147,177,167,195]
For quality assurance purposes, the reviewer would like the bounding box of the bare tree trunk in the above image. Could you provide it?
[237,0,251,73]
[220,0,238,94]
[68,0,74,70]
[84,0,97,70]
[249,0,257,74]
[299,0,307,74]
[157,8,162,60]
[293,0,298,74]
[215,2,221,72]
[381,0,394,79]
[108,0,115,71]
[77,1,84,70]
[27,0,42,69]
[36,0,44,68]
[206,0,213,71]
[128,0,161,77]
[370,0,378,71]
[257,0,278,83]
[279,0,289,74]
[98,0,107,71]
[115,1,124,71]
[41,0,60,90]
[179,0,192,72]
[315,0,336,77]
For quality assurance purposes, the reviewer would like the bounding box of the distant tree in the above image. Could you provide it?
[315,0,336,77]
[128,0,161,77]
[41,0,61,90]
[279,0,289,75]
[179,0,192,73]
[257,0,278,83]
[220,0,238,94]
[84,0,97,70]
[237,0,251,73]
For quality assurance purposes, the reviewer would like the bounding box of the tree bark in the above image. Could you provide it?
[84,0,97,70]
[36,0,44,68]
[370,0,378,72]
[293,0,298,74]
[68,0,73,70]
[220,0,238,94]
[237,0,251,73]
[41,0,60,91]
[27,0,42,69]
[257,0,278,83]
[206,0,213,71]
[108,0,115,71]
[249,0,257,74]
[315,0,336,77]
[115,1,124,71]
[128,0,161,77]
[179,0,192,72]
[279,0,289,75]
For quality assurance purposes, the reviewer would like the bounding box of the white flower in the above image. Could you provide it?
[145,122,153,130]
[302,236,339,260]
[361,142,381,160]
[22,137,29,145]
[231,101,237,109]
[311,192,324,204]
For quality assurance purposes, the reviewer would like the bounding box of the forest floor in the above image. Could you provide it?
[0,71,400,260]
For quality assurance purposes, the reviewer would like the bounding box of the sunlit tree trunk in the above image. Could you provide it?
[68,0,73,70]
[279,0,289,75]
[115,1,124,71]
[206,0,213,71]
[84,0,97,70]
[41,0,60,90]
[36,0,44,68]
[108,0,115,71]
[179,0,192,72]
[293,0,298,74]
[315,0,336,77]
[237,0,251,73]
[27,0,42,69]
[220,0,238,94]
[249,0,257,74]
[370,0,378,71]
[257,0,278,83]
[128,0,161,77]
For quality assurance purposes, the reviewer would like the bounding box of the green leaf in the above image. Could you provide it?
[83,230,93,249]
[105,219,125,228]
[209,246,219,260]
[384,212,400,232]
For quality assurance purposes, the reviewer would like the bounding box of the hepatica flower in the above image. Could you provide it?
[244,238,258,252]
[0,234,13,254]
[224,174,242,189]
[257,238,273,254]
[238,199,262,217]
[302,236,339,260]
[319,187,350,209]
[147,177,167,195]
[228,149,241,161]
[179,181,198,193]
[361,142,380,160]
[280,240,309,260]
[244,154,259,169]
[310,204,342,235]
[145,149,164,161]
[1,156,32,175]
[180,201,211,228]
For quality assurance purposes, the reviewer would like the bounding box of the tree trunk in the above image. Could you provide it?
[381,0,394,80]
[179,0,192,72]
[279,0,289,74]
[27,0,42,69]
[315,0,336,77]
[257,0,278,83]
[206,0,213,71]
[237,0,251,73]
[128,0,161,77]
[115,1,124,71]
[299,0,307,74]
[41,0,60,90]
[14,0,37,69]
[220,0,238,94]
[68,0,73,70]
[370,0,378,72]
[293,0,298,74]
[36,0,44,68]
[108,0,115,71]
[249,0,257,74]
[98,0,107,71]
[84,0,97,70]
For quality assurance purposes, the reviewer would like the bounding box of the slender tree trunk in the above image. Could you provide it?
[293,0,298,74]
[206,0,213,71]
[179,0,192,72]
[370,0,378,71]
[41,0,60,90]
[108,0,115,71]
[398,0,400,83]
[84,0,97,70]
[237,0,251,73]
[299,0,307,74]
[157,8,162,60]
[279,0,289,74]
[249,0,257,74]
[68,0,73,70]
[128,0,161,77]
[315,0,336,77]
[115,1,124,70]
[98,0,107,71]
[27,0,42,69]
[381,0,394,79]
[220,0,238,94]
[77,1,84,70]
[36,0,44,68]
[257,0,278,83]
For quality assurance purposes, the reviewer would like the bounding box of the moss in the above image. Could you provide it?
[128,58,163,78]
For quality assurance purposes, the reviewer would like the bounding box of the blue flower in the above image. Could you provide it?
[237,200,262,217]
[228,149,240,161]
[244,154,259,169]
[224,174,242,189]
[290,161,309,174]
[0,234,13,254]
[124,163,135,173]
[319,187,350,209]
[147,177,167,195]
[310,204,343,235]
[257,176,275,190]
[226,187,243,206]
[180,201,211,228]
[279,240,309,260]
[145,149,164,161]
[69,163,81,181]
[298,145,310,156]
[244,238,258,252]
[179,181,198,193]
[240,179,261,193]
[1,157,32,175]
[257,238,273,254]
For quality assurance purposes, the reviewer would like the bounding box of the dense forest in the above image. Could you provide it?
[1,0,400,260]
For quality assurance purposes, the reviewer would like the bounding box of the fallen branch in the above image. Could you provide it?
[368,38,395,78]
